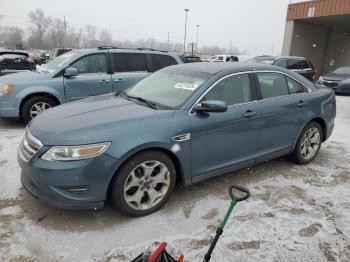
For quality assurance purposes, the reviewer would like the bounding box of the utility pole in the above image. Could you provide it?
[63,15,67,48]
[195,24,200,53]
[191,42,194,57]
[167,31,170,51]
[183,9,189,54]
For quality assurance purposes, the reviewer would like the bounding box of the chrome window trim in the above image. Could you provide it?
[189,70,311,115]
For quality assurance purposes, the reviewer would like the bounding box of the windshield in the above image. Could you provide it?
[39,51,80,73]
[125,67,212,109]
[333,67,350,75]
[247,57,275,64]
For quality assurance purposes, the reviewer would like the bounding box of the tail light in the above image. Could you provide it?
[0,56,4,63]
[26,58,34,64]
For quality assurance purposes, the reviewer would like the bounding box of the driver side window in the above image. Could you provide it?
[204,74,252,106]
[71,54,107,75]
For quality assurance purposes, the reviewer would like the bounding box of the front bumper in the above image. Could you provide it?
[0,99,20,118]
[18,141,119,210]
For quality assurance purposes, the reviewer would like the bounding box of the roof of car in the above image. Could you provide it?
[167,62,281,75]
[276,56,306,60]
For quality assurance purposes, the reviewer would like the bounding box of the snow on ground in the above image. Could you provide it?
[1,96,350,262]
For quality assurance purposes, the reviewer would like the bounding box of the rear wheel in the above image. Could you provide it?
[111,150,176,216]
[21,96,57,123]
[290,121,322,164]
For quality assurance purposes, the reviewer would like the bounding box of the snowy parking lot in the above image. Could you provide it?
[1,96,350,262]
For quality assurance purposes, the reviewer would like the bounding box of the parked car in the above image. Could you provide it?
[48,48,72,61]
[28,51,46,65]
[18,62,336,216]
[248,55,317,81]
[317,66,350,95]
[0,51,36,76]
[211,55,238,62]
[0,47,182,123]
[179,55,202,63]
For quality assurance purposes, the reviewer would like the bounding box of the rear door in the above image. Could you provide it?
[111,52,150,92]
[254,72,309,160]
[64,53,112,101]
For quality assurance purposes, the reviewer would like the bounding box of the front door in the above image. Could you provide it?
[64,53,112,101]
[190,73,260,182]
[110,52,150,92]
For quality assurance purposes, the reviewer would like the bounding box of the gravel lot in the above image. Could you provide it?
[1,96,350,262]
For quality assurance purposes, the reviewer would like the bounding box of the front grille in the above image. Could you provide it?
[323,81,339,89]
[20,129,42,161]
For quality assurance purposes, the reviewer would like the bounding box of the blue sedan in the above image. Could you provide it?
[18,63,336,216]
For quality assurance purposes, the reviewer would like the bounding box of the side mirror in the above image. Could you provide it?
[195,100,227,113]
[64,67,79,77]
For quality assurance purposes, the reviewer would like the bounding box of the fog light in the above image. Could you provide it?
[59,186,89,194]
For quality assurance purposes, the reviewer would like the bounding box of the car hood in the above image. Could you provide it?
[29,93,176,145]
[0,70,52,84]
[322,73,350,82]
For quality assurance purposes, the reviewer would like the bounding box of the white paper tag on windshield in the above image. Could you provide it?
[174,82,199,91]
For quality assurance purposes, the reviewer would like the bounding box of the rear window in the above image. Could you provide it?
[1,53,28,59]
[151,54,177,71]
[297,60,311,70]
[113,53,148,73]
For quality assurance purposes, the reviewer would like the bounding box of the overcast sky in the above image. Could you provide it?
[0,0,307,55]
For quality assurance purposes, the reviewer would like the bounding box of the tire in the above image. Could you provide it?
[111,150,176,216]
[21,96,57,124]
[290,121,323,164]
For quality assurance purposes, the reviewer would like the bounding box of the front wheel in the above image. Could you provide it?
[21,96,57,123]
[290,121,323,164]
[111,150,176,216]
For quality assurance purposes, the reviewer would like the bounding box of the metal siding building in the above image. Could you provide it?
[282,0,350,74]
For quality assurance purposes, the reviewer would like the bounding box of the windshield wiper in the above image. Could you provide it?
[118,91,159,110]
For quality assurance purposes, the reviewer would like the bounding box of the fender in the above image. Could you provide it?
[292,115,327,150]
[16,86,65,104]
[107,140,191,188]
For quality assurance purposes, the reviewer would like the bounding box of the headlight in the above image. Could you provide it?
[318,76,323,81]
[41,142,111,161]
[0,84,14,95]
[340,79,350,84]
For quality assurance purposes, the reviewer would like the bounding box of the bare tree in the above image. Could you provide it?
[85,24,96,48]
[28,8,52,48]
[99,30,112,46]
[46,18,65,48]
[0,26,24,48]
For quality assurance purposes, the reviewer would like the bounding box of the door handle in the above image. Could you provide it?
[297,101,307,107]
[243,110,257,118]
[114,78,124,82]
[99,79,110,83]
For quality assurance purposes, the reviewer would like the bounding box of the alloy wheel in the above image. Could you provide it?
[123,160,170,210]
[29,102,52,119]
[300,127,321,160]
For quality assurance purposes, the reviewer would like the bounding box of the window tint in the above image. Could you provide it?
[151,54,177,71]
[71,54,107,75]
[274,59,287,68]
[204,74,251,106]
[256,73,289,99]
[113,53,148,73]
[296,60,310,69]
[287,77,306,94]
[286,59,300,70]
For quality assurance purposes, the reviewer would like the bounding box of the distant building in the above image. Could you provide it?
[282,0,350,74]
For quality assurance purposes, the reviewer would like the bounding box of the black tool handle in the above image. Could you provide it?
[229,185,250,202]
